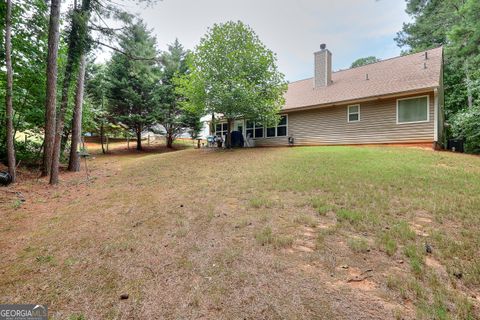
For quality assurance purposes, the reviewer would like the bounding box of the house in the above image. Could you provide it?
[213,45,444,148]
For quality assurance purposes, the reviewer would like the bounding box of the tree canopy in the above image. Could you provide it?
[106,20,160,150]
[350,56,380,68]
[395,0,480,152]
[176,21,287,147]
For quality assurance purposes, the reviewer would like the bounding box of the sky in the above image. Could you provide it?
[99,0,410,82]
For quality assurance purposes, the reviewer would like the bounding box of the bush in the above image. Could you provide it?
[1,140,43,167]
[450,106,480,153]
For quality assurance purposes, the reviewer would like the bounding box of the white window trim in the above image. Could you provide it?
[215,122,228,137]
[347,105,360,123]
[246,121,265,139]
[396,95,430,125]
[265,115,288,139]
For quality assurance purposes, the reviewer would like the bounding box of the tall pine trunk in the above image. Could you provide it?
[50,0,91,184]
[100,124,106,154]
[41,0,61,177]
[136,126,142,151]
[50,51,76,184]
[5,0,16,182]
[68,55,87,172]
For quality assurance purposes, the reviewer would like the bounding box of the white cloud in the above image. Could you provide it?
[100,0,409,81]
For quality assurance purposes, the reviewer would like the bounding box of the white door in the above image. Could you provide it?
[234,120,245,136]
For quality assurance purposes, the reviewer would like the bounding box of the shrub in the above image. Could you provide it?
[450,106,480,153]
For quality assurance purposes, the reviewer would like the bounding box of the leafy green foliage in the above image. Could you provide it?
[450,106,480,153]
[155,40,200,146]
[350,56,380,68]
[396,0,480,152]
[0,0,48,165]
[176,21,287,143]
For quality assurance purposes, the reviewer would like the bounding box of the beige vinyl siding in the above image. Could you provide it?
[254,92,434,147]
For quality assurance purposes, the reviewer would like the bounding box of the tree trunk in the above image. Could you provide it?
[136,127,142,151]
[50,0,92,184]
[60,129,70,156]
[226,118,233,148]
[68,55,87,172]
[465,61,473,108]
[50,39,78,184]
[100,124,105,154]
[5,0,16,182]
[41,0,61,177]
[210,113,215,135]
[167,134,173,148]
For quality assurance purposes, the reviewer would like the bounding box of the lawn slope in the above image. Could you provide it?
[1,146,479,319]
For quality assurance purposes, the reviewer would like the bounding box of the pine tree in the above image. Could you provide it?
[107,21,160,151]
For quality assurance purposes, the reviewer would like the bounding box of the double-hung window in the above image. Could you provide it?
[215,123,228,137]
[397,96,429,124]
[266,115,288,137]
[347,105,360,122]
[246,121,264,138]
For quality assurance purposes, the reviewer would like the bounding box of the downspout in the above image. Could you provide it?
[433,88,439,149]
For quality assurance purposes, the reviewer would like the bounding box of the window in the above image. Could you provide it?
[266,127,276,137]
[348,105,360,122]
[215,122,228,137]
[254,123,264,138]
[266,115,288,137]
[246,121,264,138]
[277,115,287,136]
[397,96,429,124]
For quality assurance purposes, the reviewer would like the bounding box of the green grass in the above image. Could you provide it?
[347,237,370,253]
[310,198,332,216]
[404,244,425,277]
[254,226,294,248]
[2,146,480,319]
[293,214,317,227]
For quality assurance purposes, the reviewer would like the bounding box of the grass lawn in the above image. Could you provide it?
[1,145,479,319]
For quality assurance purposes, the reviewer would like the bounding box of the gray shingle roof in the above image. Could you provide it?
[284,47,443,111]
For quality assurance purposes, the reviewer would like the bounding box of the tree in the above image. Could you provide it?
[67,54,87,172]
[4,0,15,181]
[447,0,480,109]
[84,62,110,154]
[176,21,287,148]
[106,20,160,151]
[50,0,92,184]
[41,0,61,177]
[350,56,380,68]
[156,39,192,148]
[396,0,480,153]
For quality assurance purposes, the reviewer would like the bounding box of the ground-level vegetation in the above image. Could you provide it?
[1,145,479,319]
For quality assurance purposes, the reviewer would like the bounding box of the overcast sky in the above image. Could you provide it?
[99,0,409,82]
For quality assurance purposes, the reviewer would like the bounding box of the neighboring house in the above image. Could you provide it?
[212,45,444,148]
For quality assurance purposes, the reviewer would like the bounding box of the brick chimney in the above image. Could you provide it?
[314,44,332,87]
